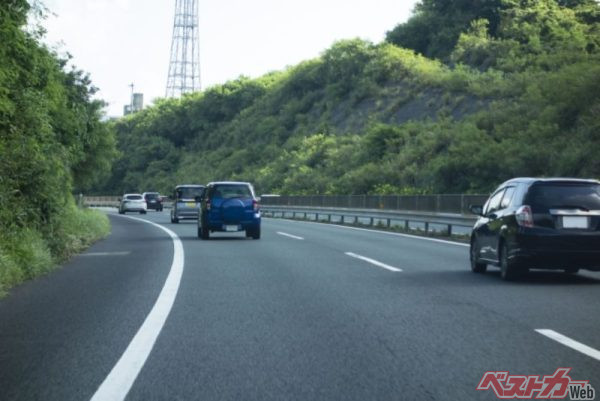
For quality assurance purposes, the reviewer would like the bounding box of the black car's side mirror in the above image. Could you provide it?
[469,204,484,216]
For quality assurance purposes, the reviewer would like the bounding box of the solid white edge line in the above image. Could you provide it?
[90,215,185,401]
[535,329,600,362]
[345,252,402,272]
[277,231,304,240]
[265,217,469,247]
[80,251,131,257]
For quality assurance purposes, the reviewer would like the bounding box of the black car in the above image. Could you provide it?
[469,178,600,280]
[142,192,163,211]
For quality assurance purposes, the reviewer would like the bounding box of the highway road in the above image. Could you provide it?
[1,210,599,400]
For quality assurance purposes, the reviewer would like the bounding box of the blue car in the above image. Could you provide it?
[198,181,261,239]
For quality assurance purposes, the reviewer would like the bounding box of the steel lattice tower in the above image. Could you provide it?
[166,0,201,97]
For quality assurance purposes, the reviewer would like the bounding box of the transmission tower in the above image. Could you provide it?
[166,0,201,97]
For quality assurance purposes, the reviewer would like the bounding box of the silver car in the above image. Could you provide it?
[170,185,204,223]
[118,194,147,214]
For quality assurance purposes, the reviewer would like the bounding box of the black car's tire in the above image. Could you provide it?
[470,238,487,273]
[171,214,179,223]
[564,268,580,274]
[500,242,520,281]
[140,210,146,214]
[118,209,124,214]
[251,225,261,240]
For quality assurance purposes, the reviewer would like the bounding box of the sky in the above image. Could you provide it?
[42,0,418,117]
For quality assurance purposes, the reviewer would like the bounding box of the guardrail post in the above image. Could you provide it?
[425,222,429,233]
[328,214,331,223]
[446,224,452,236]
[316,213,319,221]
[405,220,409,230]
[369,217,374,226]
[386,218,391,228]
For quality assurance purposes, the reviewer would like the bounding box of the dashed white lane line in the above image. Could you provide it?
[345,252,402,272]
[80,252,131,257]
[277,231,304,240]
[535,329,600,362]
[90,215,184,401]
[267,217,469,247]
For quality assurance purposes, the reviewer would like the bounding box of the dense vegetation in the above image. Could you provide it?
[103,0,600,197]
[0,0,116,295]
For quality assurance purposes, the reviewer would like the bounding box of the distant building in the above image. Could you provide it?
[123,93,144,116]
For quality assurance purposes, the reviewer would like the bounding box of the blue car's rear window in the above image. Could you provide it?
[212,185,253,199]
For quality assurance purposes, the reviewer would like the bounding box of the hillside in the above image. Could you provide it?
[0,1,116,294]
[101,0,600,196]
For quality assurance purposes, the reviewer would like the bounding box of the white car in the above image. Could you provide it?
[118,194,147,214]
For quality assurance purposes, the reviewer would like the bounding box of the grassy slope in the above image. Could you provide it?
[0,205,110,296]
[0,205,110,297]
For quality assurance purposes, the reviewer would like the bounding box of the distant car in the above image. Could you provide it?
[198,181,261,239]
[469,178,600,280]
[119,193,147,214]
[170,185,205,223]
[142,192,163,211]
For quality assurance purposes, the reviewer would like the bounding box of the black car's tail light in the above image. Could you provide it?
[516,205,534,227]
[206,199,211,211]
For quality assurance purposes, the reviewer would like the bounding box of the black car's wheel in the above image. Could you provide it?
[140,210,146,214]
[171,214,179,223]
[251,225,261,240]
[500,242,520,281]
[118,209,124,215]
[470,238,487,273]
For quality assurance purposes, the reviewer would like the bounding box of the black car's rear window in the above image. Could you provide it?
[177,187,204,199]
[526,183,600,211]
[212,185,253,199]
[145,193,159,199]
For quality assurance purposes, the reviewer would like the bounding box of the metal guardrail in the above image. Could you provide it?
[82,196,174,208]
[261,194,488,215]
[261,205,478,236]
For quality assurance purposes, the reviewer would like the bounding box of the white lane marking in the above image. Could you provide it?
[535,329,600,362]
[277,231,304,240]
[345,252,402,272]
[80,251,131,257]
[265,217,469,247]
[91,215,184,401]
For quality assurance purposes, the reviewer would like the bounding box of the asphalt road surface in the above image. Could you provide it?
[1,210,599,400]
